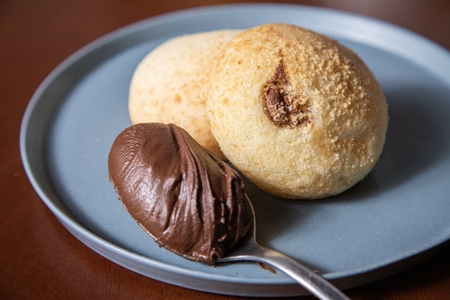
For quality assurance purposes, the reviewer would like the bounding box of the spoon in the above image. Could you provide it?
[217,194,350,300]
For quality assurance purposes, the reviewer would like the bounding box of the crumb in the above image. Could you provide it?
[256,262,277,274]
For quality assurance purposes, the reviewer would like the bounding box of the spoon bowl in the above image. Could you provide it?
[218,194,350,300]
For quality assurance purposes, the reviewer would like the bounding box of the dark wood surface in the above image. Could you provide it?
[1,0,450,299]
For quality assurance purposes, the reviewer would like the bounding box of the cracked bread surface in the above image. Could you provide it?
[207,23,388,199]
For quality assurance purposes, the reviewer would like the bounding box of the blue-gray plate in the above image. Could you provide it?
[20,3,450,297]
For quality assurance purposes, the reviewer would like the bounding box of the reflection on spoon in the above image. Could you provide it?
[218,194,350,300]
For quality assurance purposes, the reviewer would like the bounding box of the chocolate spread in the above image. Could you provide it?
[108,123,249,265]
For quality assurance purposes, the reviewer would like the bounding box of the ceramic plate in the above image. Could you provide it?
[20,4,450,297]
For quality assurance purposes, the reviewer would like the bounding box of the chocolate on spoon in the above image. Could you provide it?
[108,123,250,265]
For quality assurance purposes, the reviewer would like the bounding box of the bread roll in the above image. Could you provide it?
[207,23,388,199]
[129,30,241,160]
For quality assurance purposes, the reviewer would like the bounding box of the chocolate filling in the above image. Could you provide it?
[262,61,311,127]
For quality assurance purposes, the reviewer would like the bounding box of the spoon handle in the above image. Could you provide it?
[246,243,350,300]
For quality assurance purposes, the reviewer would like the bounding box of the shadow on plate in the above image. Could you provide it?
[244,83,450,242]
[340,83,450,201]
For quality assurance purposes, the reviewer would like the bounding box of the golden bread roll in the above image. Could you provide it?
[207,23,388,199]
[129,30,241,160]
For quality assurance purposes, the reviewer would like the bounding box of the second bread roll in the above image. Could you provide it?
[129,30,241,160]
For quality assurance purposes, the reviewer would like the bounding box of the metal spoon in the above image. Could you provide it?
[218,194,350,300]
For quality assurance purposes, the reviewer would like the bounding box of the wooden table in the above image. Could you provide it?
[1,0,449,299]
